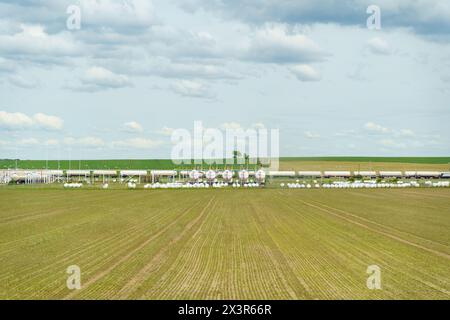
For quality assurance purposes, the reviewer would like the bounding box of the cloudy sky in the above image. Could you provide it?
[0,0,449,160]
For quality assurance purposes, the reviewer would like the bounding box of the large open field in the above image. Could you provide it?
[279,158,450,171]
[0,186,449,299]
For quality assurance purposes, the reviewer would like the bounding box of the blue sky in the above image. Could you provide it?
[0,0,449,159]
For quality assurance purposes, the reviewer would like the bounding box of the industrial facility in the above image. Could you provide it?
[1,168,449,189]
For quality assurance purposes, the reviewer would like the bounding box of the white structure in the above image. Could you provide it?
[404,171,417,178]
[150,170,176,183]
[179,170,190,180]
[255,170,266,183]
[66,170,91,183]
[269,171,296,177]
[93,170,117,176]
[379,171,403,177]
[353,171,376,177]
[4,170,61,184]
[66,170,91,176]
[46,170,64,177]
[416,171,441,178]
[120,170,147,184]
[93,170,117,183]
[404,171,440,178]
[238,170,249,182]
[221,170,233,182]
[205,170,217,182]
[0,170,12,184]
[25,172,44,184]
[150,170,177,177]
[120,170,147,176]
[323,171,351,178]
[189,170,201,182]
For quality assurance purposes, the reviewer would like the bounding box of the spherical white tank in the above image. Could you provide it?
[222,170,233,182]
[189,170,201,182]
[255,170,266,183]
[238,170,249,182]
[205,170,217,182]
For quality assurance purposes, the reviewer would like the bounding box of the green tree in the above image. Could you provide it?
[244,153,250,166]
[233,150,241,165]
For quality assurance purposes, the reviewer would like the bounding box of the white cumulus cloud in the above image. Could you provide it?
[33,113,64,130]
[0,111,34,129]
[290,64,321,81]
[170,80,215,99]
[364,122,391,134]
[0,24,80,59]
[82,66,132,90]
[123,121,143,133]
[245,24,327,64]
[0,111,63,130]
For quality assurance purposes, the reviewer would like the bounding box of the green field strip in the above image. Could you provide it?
[1,194,199,298]
[63,198,205,299]
[1,156,449,170]
[274,194,450,299]
[0,188,449,299]
[116,197,217,299]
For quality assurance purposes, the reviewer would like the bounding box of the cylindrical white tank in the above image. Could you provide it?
[255,170,266,183]
[222,170,233,182]
[238,170,249,182]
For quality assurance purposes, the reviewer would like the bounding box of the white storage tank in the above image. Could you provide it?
[66,170,91,176]
[205,170,217,182]
[238,170,249,182]
[323,171,351,177]
[297,171,322,177]
[93,170,117,176]
[46,170,64,176]
[221,170,233,182]
[416,171,441,178]
[255,170,266,183]
[150,170,177,177]
[379,171,403,177]
[269,171,296,177]
[353,171,376,177]
[404,171,417,177]
[120,170,147,176]
[189,170,201,182]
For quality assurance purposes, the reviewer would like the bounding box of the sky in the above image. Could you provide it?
[0,0,449,160]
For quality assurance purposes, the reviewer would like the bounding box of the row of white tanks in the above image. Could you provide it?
[281,181,450,189]
[142,182,263,189]
[188,169,266,183]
